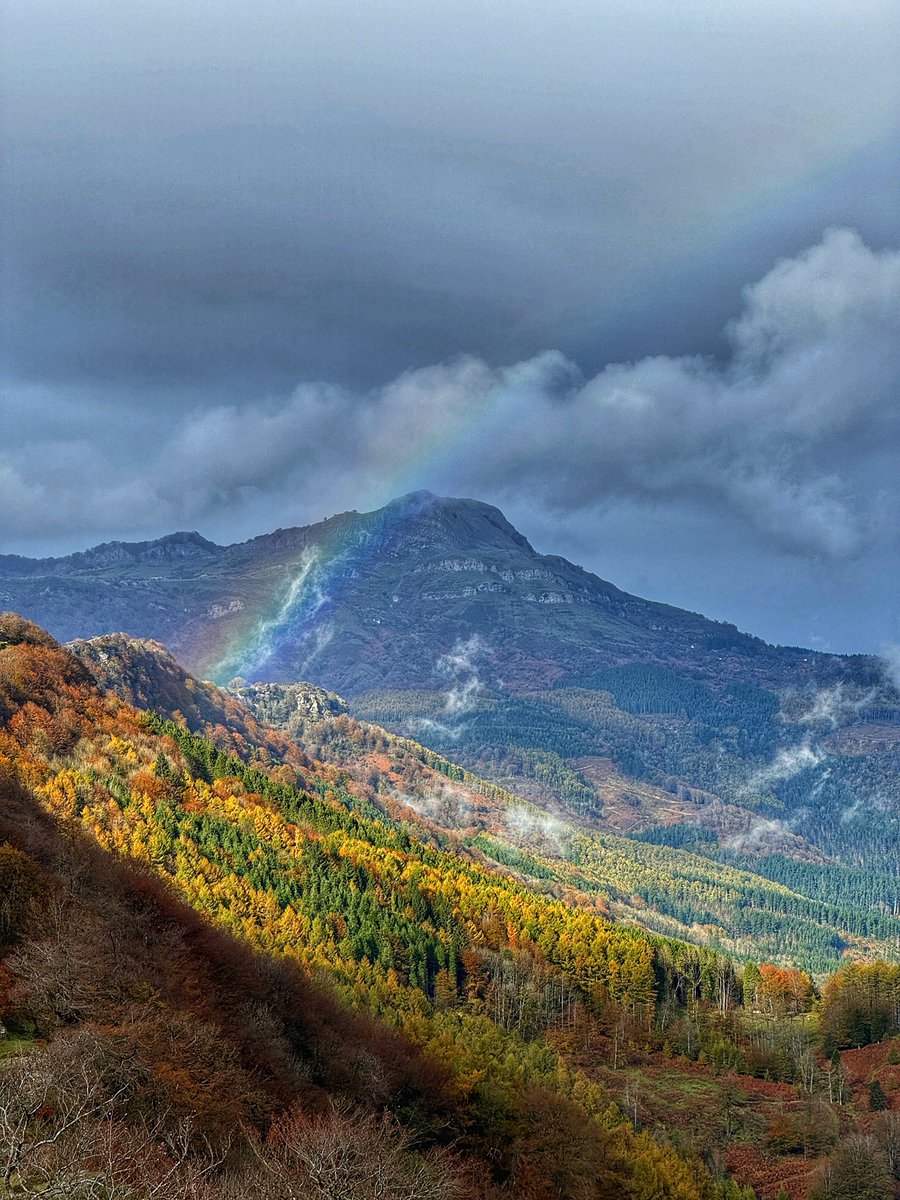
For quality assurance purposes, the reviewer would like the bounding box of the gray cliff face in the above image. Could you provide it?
[0,491,874,695]
[229,681,348,733]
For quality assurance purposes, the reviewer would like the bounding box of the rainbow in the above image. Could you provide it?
[198,129,899,684]
[202,368,518,683]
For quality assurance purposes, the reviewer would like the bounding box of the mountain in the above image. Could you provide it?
[0,490,865,693]
[5,493,897,886]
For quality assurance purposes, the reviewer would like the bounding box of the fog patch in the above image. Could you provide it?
[414,635,491,740]
[789,683,882,729]
[394,779,475,829]
[505,805,570,857]
[722,816,795,854]
[748,741,825,790]
[881,645,900,693]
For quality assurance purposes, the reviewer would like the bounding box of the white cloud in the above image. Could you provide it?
[723,816,795,854]
[413,635,490,738]
[881,645,900,692]
[2,231,898,577]
[793,684,881,728]
[505,805,570,856]
[747,741,825,792]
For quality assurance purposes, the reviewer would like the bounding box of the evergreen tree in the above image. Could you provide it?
[869,1079,888,1112]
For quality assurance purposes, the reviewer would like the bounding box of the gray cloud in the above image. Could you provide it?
[6,229,896,553]
[2,228,898,652]
[2,0,898,394]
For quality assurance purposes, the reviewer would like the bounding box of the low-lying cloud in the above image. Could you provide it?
[881,645,900,693]
[722,816,796,855]
[414,635,490,739]
[747,742,826,792]
[791,684,884,729]
[505,805,570,858]
[437,636,489,718]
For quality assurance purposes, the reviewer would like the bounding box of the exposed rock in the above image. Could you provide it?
[229,680,347,733]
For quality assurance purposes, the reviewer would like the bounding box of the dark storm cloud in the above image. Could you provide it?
[1,1,898,652]
[3,0,898,391]
[5,228,896,547]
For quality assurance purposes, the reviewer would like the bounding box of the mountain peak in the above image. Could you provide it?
[372,492,535,555]
[0,530,223,576]
[387,488,439,506]
[68,530,223,569]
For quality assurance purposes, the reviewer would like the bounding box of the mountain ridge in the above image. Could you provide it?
[0,492,533,572]
[0,492,866,697]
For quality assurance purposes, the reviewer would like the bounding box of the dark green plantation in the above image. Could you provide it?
[353,667,900,973]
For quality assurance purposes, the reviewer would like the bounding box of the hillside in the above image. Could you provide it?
[6,616,900,1197]
[66,634,900,974]
[6,494,899,954]
[2,613,756,1199]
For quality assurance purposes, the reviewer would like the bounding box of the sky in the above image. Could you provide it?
[2,0,898,654]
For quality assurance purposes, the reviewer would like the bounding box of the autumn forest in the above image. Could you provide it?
[0,613,898,1198]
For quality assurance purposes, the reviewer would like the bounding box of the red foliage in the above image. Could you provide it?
[756,964,814,1016]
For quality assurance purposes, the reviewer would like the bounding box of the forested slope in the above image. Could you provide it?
[5,615,900,1197]
[72,634,900,973]
[1,614,757,1199]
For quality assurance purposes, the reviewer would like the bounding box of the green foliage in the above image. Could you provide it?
[356,679,900,970]
[820,962,900,1051]
[869,1079,888,1111]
